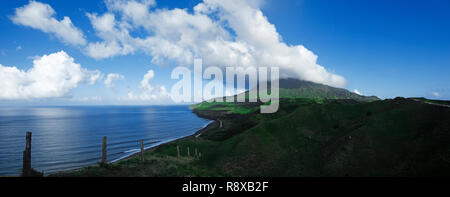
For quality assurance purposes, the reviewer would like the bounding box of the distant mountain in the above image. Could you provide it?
[276,78,380,102]
[194,78,379,115]
[237,78,379,103]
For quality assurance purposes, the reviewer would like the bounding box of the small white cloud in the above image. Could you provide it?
[85,41,127,60]
[0,51,101,100]
[432,92,440,97]
[16,46,22,51]
[73,96,103,102]
[140,70,155,90]
[104,73,125,88]
[354,89,362,95]
[11,1,86,46]
[125,70,170,102]
[105,0,155,28]
[79,97,89,102]
[84,12,136,59]
[89,96,103,102]
[87,70,103,85]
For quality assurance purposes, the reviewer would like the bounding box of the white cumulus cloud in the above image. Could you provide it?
[104,73,125,88]
[10,1,86,46]
[105,0,155,28]
[73,96,103,102]
[84,12,136,59]
[0,51,101,100]
[353,89,362,95]
[81,0,346,87]
[125,70,170,102]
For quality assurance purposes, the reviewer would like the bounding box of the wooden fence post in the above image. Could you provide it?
[22,132,32,174]
[140,139,144,163]
[101,136,107,164]
[177,145,180,158]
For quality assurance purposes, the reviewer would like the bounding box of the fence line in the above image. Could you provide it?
[20,132,202,176]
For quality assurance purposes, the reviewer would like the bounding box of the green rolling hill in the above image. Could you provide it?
[191,78,380,114]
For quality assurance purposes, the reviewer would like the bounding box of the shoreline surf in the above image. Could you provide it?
[46,119,216,176]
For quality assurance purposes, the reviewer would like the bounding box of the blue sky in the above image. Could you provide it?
[0,0,449,105]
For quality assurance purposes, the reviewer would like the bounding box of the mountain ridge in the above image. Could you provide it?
[219,78,379,104]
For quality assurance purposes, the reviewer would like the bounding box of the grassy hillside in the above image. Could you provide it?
[54,97,450,177]
[193,97,450,176]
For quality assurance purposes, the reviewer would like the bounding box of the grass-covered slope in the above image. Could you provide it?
[190,101,260,115]
[193,97,450,176]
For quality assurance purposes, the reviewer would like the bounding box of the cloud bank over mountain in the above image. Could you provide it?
[10,0,347,89]
[86,0,346,87]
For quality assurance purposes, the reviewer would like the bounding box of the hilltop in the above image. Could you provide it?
[191,78,379,116]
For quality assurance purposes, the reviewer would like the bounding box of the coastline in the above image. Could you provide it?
[47,117,217,176]
[109,119,217,164]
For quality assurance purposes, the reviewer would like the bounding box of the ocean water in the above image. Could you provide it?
[0,106,211,176]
